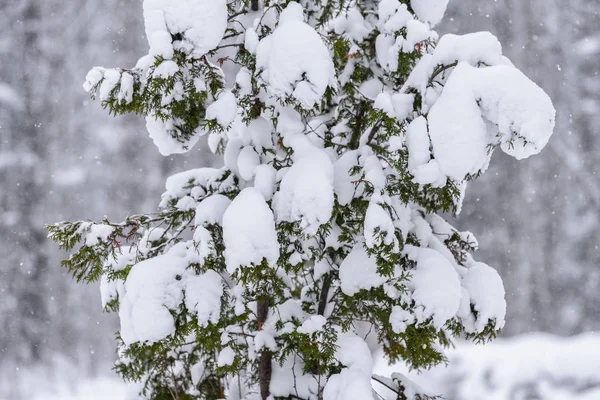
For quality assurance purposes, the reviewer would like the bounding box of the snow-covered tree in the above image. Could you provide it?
[48,0,555,398]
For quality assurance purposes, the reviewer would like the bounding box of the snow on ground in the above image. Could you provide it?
[0,358,129,400]
[376,332,600,400]
[31,378,127,400]
[9,333,600,399]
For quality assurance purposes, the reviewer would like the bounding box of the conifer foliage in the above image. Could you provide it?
[48,0,555,398]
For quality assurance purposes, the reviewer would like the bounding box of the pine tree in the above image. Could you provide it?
[48,0,555,398]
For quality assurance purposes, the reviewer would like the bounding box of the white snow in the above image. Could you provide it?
[378,1,413,34]
[19,334,600,400]
[405,116,431,172]
[119,253,187,345]
[146,115,201,156]
[364,199,397,250]
[389,306,415,334]
[244,27,259,54]
[83,67,104,92]
[99,69,121,101]
[270,356,317,399]
[460,262,506,332]
[253,164,277,201]
[105,246,136,272]
[375,0,436,72]
[332,8,371,43]
[224,137,243,175]
[324,333,373,400]
[274,134,335,235]
[339,244,386,296]
[362,150,386,191]
[176,195,196,211]
[118,72,134,103]
[256,2,335,108]
[428,62,556,181]
[374,92,395,118]
[143,0,227,59]
[153,60,179,78]
[236,146,260,181]
[205,91,237,127]
[410,0,449,26]
[375,334,600,400]
[247,117,274,150]
[401,53,436,96]
[434,32,504,67]
[84,224,114,247]
[163,167,220,199]
[376,34,396,69]
[412,159,445,186]
[185,270,223,327]
[376,92,415,122]
[100,247,135,308]
[217,346,235,367]
[30,377,128,400]
[406,246,462,328]
[405,20,433,49]
[333,150,359,206]
[255,330,278,352]
[222,188,279,273]
[194,194,231,226]
[314,259,332,280]
[391,93,415,121]
[100,274,124,309]
[297,315,327,334]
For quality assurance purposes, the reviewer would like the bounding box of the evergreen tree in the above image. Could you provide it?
[48,0,555,398]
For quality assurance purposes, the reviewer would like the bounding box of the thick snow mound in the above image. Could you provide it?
[461,262,506,332]
[364,200,397,250]
[222,188,279,273]
[119,254,187,344]
[256,2,335,108]
[339,244,386,296]
[274,134,335,235]
[206,91,237,127]
[407,246,462,328]
[410,0,449,26]
[428,62,556,181]
[185,270,223,328]
[164,167,220,199]
[333,150,360,206]
[146,115,202,156]
[194,194,231,226]
[324,333,374,400]
[434,32,504,66]
[405,116,431,172]
[143,0,227,58]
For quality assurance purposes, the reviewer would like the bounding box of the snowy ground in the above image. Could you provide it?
[12,333,600,400]
[31,379,127,400]
[376,332,600,400]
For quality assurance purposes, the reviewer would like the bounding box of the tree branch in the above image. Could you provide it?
[428,61,458,86]
[366,118,383,146]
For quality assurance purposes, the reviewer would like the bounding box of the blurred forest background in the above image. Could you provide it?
[0,0,598,398]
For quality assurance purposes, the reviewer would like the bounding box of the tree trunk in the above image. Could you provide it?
[257,297,271,399]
